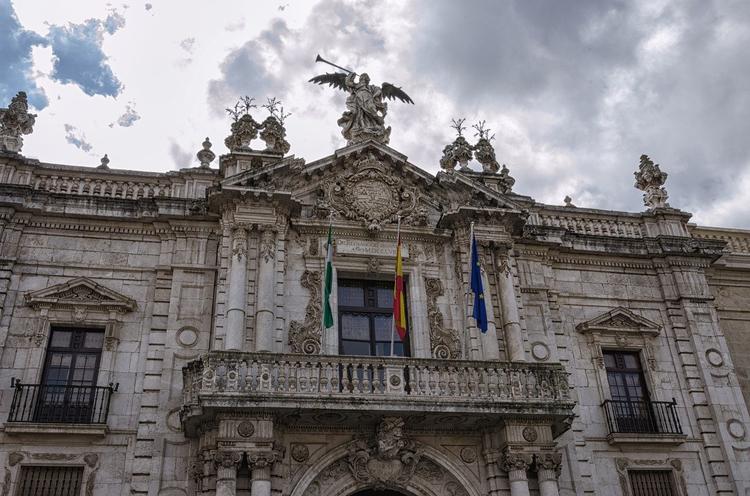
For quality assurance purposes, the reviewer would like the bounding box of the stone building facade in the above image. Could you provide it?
[1,92,750,495]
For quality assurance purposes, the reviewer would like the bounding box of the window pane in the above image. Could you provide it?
[338,286,364,307]
[603,352,616,369]
[623,353,640,369]
[84,331,104,349]
[341,340,372,356]
[50,330,72,348]
[376,342,405,357]
[340,314,370,340]
[374,315,394,341]
[376,288,393,309]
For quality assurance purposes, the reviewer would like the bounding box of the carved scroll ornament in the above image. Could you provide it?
[288,270,323,354]
[424,278,460,359]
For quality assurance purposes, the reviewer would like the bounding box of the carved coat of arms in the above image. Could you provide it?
[317,155,426,232]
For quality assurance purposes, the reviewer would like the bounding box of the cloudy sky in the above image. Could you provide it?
[3,0,749,228]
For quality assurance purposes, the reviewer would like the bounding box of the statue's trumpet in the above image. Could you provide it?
[315,54,355,74]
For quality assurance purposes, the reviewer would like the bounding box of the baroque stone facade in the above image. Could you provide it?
[1,101,750,496]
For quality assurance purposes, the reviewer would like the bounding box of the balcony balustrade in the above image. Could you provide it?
[602,399,683,437]
[7,382,116,425]
[181,351,574,436]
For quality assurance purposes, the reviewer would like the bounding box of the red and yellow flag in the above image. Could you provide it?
[393,232,407,341]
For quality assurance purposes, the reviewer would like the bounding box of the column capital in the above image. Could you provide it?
[500,450,533,476]
[213,450,242,470]
[535,452,563,480]
[247,448,282,469]
[231,226,250,260]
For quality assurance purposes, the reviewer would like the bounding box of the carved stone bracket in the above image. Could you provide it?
[288,270,323,354]
[424,278,460,359]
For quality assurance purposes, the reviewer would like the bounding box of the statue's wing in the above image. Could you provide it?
[381,82,414,104]
[308,72,348,91]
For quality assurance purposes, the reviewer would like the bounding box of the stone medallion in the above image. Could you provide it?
[522,426,538,443]
[237,421,255,438]
[459,447,477,463]
[291,444,310,463]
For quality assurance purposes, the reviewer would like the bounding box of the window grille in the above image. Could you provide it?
[16,466,84,496]
[629,470,676,496]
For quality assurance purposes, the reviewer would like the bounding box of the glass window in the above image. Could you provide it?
[337,279,409,357]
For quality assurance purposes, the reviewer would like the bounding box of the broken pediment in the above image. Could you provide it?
[24,277,137,313]
[576,307,660,336]
[217,140,526,233]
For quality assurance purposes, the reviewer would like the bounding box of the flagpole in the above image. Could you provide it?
[390,216,401,357]
[463,222,475,360]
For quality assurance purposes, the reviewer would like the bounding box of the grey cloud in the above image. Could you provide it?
[169,141,193,169]
[145,3,152,11]
[64,124,93,152]
[0,1,49,109]
[47,12,125,97]
[180,38,195,54]
[398,0,750,226]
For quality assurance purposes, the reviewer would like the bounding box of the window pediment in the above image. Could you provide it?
[576,307,660,337]
[24,277,136,314]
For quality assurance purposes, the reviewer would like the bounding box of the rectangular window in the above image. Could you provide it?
[16,465,84,496]
[629,470,676,496]
[37,327,104,423]
[338,279,410,357]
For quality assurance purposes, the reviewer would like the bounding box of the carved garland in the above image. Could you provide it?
[424,278,461,359]
[288,270,323,354]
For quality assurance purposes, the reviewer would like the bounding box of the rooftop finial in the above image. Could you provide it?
[440,118,472,172]
[98,154,110,170]
[0,91,36,153]
[472,120,499,174]
[197,137,216,168]
[634,154,669,209]
[259,98,291,155]
[224,96,259,151]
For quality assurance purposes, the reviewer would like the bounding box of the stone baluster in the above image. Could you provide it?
[248,450,280,496]
[255,225,277,352]
[501,451,533,496]
[495,251,526,361]
[225,226,250,351]
[214,451,241,496]
[536,452,563,496]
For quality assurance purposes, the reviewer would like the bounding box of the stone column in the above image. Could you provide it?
[501,451,533,496]
[255,225,277,352]
[214,451,241,496]
[248,451,279,496]
[536,453,563,496]
[495,252,525,362]
[225,226,249,351]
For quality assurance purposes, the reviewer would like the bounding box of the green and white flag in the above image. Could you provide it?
[323,223,334,328]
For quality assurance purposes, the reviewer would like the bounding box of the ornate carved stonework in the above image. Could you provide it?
[424,278,460,359]
[316,154,425,232]
[288,270,323,354]
[259,227,277,263]
[522,426,538,443]
[0,91,36,153]
[237,420,255,437]
[291,444,310,463]
[213,450,242,469]
[347,417,421,488]
[500,450,533,475]
[535,452,562,478]
[231,227,248,260]
[634,154,669,209]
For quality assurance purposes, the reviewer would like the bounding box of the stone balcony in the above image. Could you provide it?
[180,351,575,437]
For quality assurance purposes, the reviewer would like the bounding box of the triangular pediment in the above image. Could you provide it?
[576,307,660,336]
[25,277,137,312]
[217,140,525,232]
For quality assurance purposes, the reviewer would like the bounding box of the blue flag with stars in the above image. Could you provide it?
[470,232,488,333]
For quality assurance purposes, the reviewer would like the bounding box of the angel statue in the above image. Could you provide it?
[309,55,413,145]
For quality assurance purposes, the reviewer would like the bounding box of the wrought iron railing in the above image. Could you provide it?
[602,398,683,435]
[7,381,117,424]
